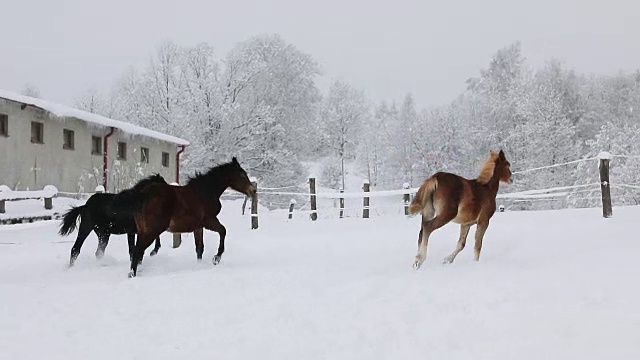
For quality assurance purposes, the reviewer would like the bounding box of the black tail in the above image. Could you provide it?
[59,205,84,236]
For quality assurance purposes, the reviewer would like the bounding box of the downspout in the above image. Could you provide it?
[176,145,186,184]
[103,127,116,190]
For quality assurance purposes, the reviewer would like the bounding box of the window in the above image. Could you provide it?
[162,152,170,167]
[63,129,75,150]
[91,136,102,155]
[31,121,43,143]
[117,142,127,160]
[0,113,7,136]
[141,147,149,163]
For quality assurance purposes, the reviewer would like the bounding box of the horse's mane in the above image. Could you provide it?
[186,160,236,188]
[476,151,500,184]
[129,173,166,192]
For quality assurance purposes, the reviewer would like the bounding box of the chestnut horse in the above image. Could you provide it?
[409,150,513,270]
[114,157,257,277]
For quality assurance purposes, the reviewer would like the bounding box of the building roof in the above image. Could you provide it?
[0,89,189,146]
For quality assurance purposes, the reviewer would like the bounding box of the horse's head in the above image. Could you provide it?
[228,157,257,198]
[494,150,513,184]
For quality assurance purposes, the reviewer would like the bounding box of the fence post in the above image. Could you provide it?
[0,185,6,214]
[44,197,53,210]
[167,182,182,247]
[43,185,57,210]
[251,179,259,229]
[242,195,249,215]
[288,199,296,220]
[172,233,182,248]
[309,177,317,221]
[403,182,411,216]
[362,180,370,219]
[0,185,7,214]
[339,188,345,219]
[598,151,613,218]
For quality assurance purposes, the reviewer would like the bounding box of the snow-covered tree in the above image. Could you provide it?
[74,36,640,210]
[21,83,41,98]
[214,34,320,186]
[320,80,369,189]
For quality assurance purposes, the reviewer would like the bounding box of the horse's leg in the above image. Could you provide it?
[150,237,161,256]
[473,219,490,261]
[127,233,135,262]
[443,224,472,264]
[69,221,93,267]
[417,199,436,248]
[205,218,226,265]
[413,211,455,270]
[193,227,204,262]
[95,231,110,259]
[129,233,158,278]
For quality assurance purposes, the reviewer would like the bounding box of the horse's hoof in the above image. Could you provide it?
[95,252,104,260]
[213,256,221,265]
[128,270,136,278]
[413,261,421,270]
[150,250,158,256]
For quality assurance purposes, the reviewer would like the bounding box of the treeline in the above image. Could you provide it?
[78,37,640,209]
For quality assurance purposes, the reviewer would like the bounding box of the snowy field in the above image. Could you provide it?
[1,199,639,359]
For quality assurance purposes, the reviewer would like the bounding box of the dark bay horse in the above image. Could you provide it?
[409,150,513,270]
[116,157,257,277]
[59,174,166,267]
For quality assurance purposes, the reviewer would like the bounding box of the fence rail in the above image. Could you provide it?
[245,151,640,228]
[4,152,638,229]
[0,185,58,214]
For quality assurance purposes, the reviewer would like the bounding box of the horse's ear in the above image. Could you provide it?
[232,157,239,164]
[499,150,505,159]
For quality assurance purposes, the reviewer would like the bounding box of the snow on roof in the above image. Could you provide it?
[0,89,189,146]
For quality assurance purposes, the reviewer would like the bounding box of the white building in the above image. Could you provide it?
[0,89,189,194]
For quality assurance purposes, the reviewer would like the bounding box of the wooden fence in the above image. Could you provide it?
[246,152,621,229]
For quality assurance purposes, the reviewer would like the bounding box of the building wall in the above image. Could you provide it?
[0,99,180,194]
[104,129,179,192]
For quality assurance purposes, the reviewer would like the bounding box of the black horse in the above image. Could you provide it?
[59,174,167,267]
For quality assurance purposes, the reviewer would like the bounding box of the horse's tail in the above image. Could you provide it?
[408,177,438,217]
[58,205,84,236]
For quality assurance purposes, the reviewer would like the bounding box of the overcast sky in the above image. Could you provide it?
[1,0,638,109]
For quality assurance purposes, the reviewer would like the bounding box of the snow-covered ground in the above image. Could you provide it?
[0,197,82,221]
[1,199,639,359]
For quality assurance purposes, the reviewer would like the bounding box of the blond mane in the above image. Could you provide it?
[476,151,500,184]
